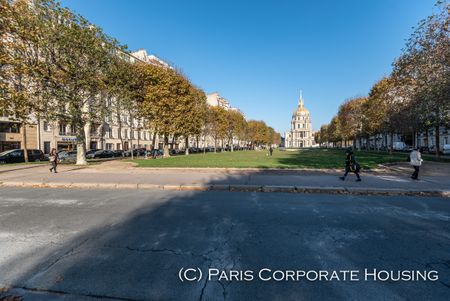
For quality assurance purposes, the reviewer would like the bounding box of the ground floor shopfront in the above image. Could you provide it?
[0,121,38,153]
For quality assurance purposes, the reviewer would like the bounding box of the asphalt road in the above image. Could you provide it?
[0,188,449,301]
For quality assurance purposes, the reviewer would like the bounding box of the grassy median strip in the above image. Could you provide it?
[131,149,449,169]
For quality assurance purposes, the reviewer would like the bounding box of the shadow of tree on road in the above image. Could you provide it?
[0,171,449,300]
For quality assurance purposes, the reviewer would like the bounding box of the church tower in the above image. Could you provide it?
[285,92,314,148]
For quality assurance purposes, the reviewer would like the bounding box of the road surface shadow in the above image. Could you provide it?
[0,170,449,301]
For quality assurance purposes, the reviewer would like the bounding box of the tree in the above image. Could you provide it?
[139,64,206,157]
[247,120,269,148]
[392,1,450,157]
[0,0,51,161]
[36,1,121,164]
[207,106,228,152]
[315,125,329,146]
[225,110,246,151]
[107,57,144,159]
[337,97,367,148]
[176,86,207,155]
[327,116,342,147]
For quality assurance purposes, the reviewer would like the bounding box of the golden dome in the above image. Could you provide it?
[294,96,309,115]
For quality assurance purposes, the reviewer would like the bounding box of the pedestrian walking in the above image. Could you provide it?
[339,147,361,182]
[269,146,273,156]
[409,147,423,180]
[49,148,59,173]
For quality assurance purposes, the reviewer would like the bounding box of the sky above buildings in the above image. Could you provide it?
[60,0,437,134]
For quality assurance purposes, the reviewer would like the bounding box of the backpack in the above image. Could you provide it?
[349,155,360,172]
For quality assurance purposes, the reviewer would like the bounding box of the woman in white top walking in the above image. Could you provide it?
[49,148,59,173]
[409,147,423,180]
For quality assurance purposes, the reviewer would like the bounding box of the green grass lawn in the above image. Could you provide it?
[132,148,450,169]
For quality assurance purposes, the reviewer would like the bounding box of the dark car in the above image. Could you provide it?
[0,149,44,164]
[188,147,199,154]
[124,149,146,157]
[146,149,164,158]
[85,149,98,157]
[89,150,114,159]
[112,150,124,157]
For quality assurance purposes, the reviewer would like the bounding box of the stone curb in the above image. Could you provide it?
[0,164,45,174]
[0,181,448,197]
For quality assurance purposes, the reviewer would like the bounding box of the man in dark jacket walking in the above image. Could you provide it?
[339,147,361,182]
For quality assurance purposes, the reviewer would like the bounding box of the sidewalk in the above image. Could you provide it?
[0,161,449,197]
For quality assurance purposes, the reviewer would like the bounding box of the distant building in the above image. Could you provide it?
[130,49,172,69]
[206,92,230,110]
[285,93,314,148]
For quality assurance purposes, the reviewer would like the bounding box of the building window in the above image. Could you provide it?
[90,126,97,136]
[43,121,50,131]
[59,123,66,135]
[107,127,113,138]
[0,122,20,133]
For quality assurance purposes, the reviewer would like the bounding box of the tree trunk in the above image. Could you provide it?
[76,124,87,165]
[130,120,134,160]
[163,135,170,157]
[203,135,207,154]
[214,138,217,153]
[37,116,41,152]
[137,129,140,156]
[21,122,29,163]
[415,131,419,149]
[384,133,388,151]
[389,132,394,154]
[152,130,157,150]
[129,137,134,160]
[435,125,440,158]
[185,136,189,156]
[85,122,91,151]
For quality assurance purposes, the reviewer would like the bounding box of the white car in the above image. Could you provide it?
[443,144,450,155]
[392,142,407,151]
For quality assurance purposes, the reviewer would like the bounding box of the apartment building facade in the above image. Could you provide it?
[0,117,38,152]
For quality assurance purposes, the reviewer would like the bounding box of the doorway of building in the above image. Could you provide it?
[43,141,51,154]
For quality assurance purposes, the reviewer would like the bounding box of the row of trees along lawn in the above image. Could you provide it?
[0,0,281,164]
[314,1,449,158]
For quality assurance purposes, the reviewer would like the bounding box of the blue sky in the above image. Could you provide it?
[61,0,436,134]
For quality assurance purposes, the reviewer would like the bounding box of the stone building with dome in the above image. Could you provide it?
[284,94,314,148]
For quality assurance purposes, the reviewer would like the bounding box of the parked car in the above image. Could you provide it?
[89,150,114,159]
[112,150,124,157]
[392,142,407,151]
[443,144,450,155]
[59,150,77,162]
[419,146,430,153]
[188,147,199,154]
[123,149,146,157]
[86,149,98,157]
[146,149,164,158]
[0,149,44,164]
